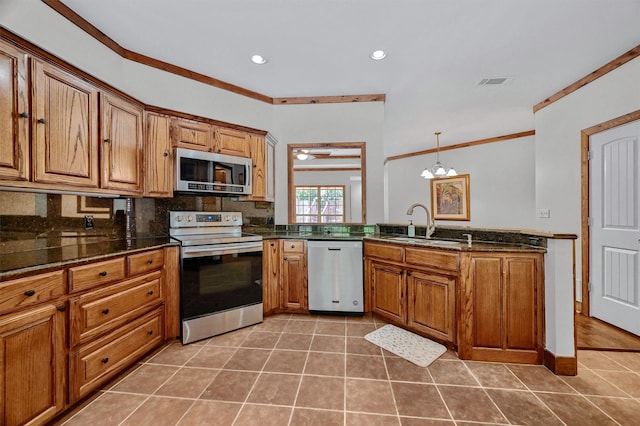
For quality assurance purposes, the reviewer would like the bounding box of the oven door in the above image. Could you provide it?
[180,242,263,324]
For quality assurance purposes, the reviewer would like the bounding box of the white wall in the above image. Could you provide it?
[272,102,385,225]
[0,0,272,132]
[386,135,536,228]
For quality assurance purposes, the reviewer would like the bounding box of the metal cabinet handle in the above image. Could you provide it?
[99,271,108,277]
[147,330,154,335]
[57,305,66,312]
[24,289,36,297]
[147,259,153,264]
[19,112,29,118]
[37,118,46,124]
[101,357,109,364]
[104,138,110,143]
[147,290,154,296]
[163,151,169,157]
[102,308,110,315]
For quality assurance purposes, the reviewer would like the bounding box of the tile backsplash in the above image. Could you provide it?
[0,191,274,241]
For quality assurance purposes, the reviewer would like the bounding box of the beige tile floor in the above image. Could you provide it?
[55,313,640,425]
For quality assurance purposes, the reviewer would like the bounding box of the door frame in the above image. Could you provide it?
[580,108,640,316]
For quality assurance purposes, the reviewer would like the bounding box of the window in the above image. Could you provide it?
[294,186,345,223]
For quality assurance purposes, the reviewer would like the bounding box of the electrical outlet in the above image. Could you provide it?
[83,215,94,229]
[539,208,550,218]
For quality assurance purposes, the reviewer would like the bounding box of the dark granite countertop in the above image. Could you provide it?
[363,235,547,253]
[0,236,176,280]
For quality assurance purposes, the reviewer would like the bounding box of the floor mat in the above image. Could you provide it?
[365,324,446,367]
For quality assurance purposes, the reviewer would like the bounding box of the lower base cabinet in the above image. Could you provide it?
[0,304,66,426]
[70,307,164,401]
[0,246,179,425]
[263,239,308,314]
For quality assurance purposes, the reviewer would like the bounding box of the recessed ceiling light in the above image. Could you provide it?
[370,50,387,60]
[251,54,267,64]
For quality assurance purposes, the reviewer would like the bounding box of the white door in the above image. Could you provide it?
[590,120,640,335]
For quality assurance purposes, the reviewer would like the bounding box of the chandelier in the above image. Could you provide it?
[421,131,457,179]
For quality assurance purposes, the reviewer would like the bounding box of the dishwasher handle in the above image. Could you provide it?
[327,248,342,251]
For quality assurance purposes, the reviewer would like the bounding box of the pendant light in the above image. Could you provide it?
[421,131,457,179]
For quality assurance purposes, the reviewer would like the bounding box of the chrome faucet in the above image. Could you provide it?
[406,203,435,238]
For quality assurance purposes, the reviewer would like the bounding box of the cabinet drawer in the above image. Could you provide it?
[405,247,460,272]
[70,307,164,401]
[70,271,162,346]
[0,270,65,314]
[364,242,404,262]
[282,240,305,253]
[68,257,126,293]
[128,249,164,276]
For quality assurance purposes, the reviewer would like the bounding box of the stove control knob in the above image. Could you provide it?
[187,215,193,222]
[175,216,183,222]
[223,215,230,222]
[232,215,239,222]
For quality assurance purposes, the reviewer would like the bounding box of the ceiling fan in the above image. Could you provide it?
[295,149,316,160]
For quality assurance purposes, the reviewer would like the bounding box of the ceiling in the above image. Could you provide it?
[59,0,640,157]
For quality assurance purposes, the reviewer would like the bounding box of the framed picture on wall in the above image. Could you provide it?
[430,174,470,221]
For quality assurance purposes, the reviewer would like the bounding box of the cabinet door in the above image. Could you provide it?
[370,261,406,324]
[407,270,456,343]
[281,240,307,310]
[262,240,280,314]
[171,118,212,151]
[101,93,143,193]
[32,59,99,187]
[265,135,275,201]
[0,304,66,426]
[460,253,542,363]
[213,127,250,157]
[245,134,266,200]
[0,39,29,181]
[144,112,173,197]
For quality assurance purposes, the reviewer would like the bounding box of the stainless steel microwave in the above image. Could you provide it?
[174,148,252,195]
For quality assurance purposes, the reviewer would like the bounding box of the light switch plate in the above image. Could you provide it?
[539,208,550,218]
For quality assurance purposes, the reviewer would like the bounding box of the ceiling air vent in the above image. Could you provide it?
[478,77,509,86]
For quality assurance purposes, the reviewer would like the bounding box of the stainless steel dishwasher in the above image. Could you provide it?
[307,240,364,314]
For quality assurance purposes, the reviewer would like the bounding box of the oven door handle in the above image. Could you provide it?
[181,242,263,258]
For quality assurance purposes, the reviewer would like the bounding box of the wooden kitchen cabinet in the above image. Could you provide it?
[407,270,456,343]
[281,240,307,311]
[31,58,100,188]
[100,93,144,194]
[144,112,173,197]
[365,241,458,344]
[458,252,544,364]
[243,133,276,201]
[213,126,250,157]
[262,239,280,314]
[0,302,66,426]
[171,117,212,151]
[369,260,406,323]
[0,38,29,181]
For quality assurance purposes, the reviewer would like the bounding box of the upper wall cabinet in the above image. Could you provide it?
[100,93,144,194]
[213,127,250,157]
[171,117,212,151]
[0,39,29,181]
[243,133,276,202]
[32,59,100,188]
[144,112,173,197]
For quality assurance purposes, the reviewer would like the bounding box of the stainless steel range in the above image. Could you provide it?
[169,211,263,344]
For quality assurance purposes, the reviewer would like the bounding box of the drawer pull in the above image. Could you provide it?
[24,289,36,297]
[147,290,154,296]
[37,118,46,124]
[57,305,66,312]
[19,112,29,118]
[101,357,109,364]
[99,271,108,277]
[147,259,153,264]
[102,309,110,315]
[147,330,154,335]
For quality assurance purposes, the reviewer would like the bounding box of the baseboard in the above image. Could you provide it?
[544,349,577,376]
